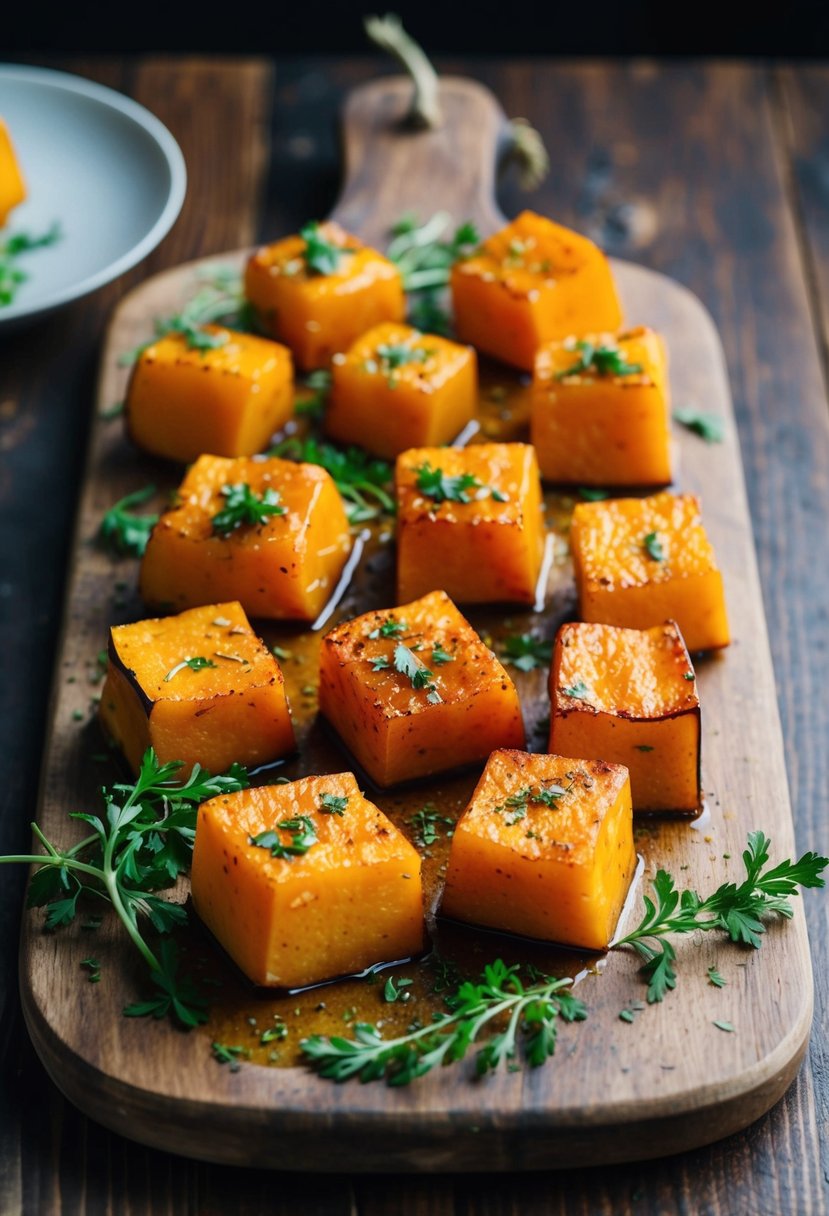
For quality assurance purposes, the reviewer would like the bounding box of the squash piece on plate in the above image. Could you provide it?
[441,749,636,950]
[531,326,672,487]
[450,211,622,371]
[99,601,295,777]
[140,454,351,621]
[0,119,26,226]
[244,222,406,371]
[191,772,424,988]
[570,491,730,653]
[395,442,544,605]
[549,621,700,813]
[325,322,476,459]
[318,590,525,787]
[125,326,294,463]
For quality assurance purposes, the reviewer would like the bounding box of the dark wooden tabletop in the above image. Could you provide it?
[2,55,828,1215]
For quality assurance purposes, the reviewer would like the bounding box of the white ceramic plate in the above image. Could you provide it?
[0,64,186,325]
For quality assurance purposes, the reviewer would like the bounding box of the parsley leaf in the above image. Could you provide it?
[300,222,348,276]
[163,656,217,683]
[369,617,407,639]
[119,267,249,366]
[295,369,332,420]
[501,634,552,673]
[394,643,440,700]
[673,407,725,444]
[563,680,592,701]
[643,531,666,561]
[0,223,62,307]
[269,437,394,524]
[414,462,485,504]
[320,793,348,816]
[212,483,287,535]
[556,340,643,380]
[408,805,455,848]
[99,485,159,558]
[387,212,480,293]
[250,817,318,859]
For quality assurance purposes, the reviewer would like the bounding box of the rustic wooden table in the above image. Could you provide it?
[1,56,828,1215]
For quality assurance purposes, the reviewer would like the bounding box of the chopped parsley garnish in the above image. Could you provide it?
[713,1020,735,1033]
[394,643,441,702]
[578,487,610,501]
[250,816,318,859]
[556,340,643,380]
[562,680,591,701]
[300,221,348,276]
[683,671,695,681]
[643,531,666,561]
[99,485,159,558]
[212,1042,250,1071]
[371,656,391,671]
[707,966,726,988]
[673,407,725,444]
[431,644,454,665]
[163,656,217,682]
[0,223,62,307]
[383,976,414,1003]
[320,793,348,816]
[211,483,287,535]
[500,634,552,672]
[375,342,431,371]
[269,437,394,524]
[414,462,506,506]
[493,781,571,823]
[387,212,480,293]
[369,617,407,639]
[119,267,248,365]
[409,805,455,848]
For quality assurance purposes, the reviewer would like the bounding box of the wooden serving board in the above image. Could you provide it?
[19,77,813,1172]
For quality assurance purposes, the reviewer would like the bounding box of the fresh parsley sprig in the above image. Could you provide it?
[269,436,394,524]
[300,222,349,276]
[612,831,828,1003]
[0,223,62,307]
[387,212,480,292]
[211,483,287,536]
[500,634,552,672]
[394,642,441,702]
[98,485,159,558]
[673,407,725,444]
[0,749,248,1026]
[119,266,248,365]
[250,817,318,859]
[302,959,584,1085]
[556,341,643,380]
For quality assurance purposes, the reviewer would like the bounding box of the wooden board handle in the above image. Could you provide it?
[329,76,509,246]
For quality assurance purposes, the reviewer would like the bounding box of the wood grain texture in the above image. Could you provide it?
[3,56,829,1215]
[16,72,813,1173]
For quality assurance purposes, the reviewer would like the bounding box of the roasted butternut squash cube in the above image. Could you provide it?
[0,119,26,226]
[318,590,525,787]
[570,492,730,653]
[395,443,544,604]
[244,222,406,371]
[191,773,424,988]
[99,601,295,777]
[125,325,293,463]
[549,621,700,813]
[532,327,672,487]
[450,211,622,372]
[326,323,477,459]
[140,454,351,621]
[441,749,635,950]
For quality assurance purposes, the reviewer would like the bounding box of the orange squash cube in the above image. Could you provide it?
[99,601,295,777]
[549,621,700,813]
[244,222,406,371]
[395,442,544,604]
[531,326,672,487]
[450,211,622,372]
[318,590,525,787]
[191,773,424,988]
[441,749,635,950]
[570,492,730,653]
[326,322,477,459]
[140,454,351,621]
[125,325,294,463]
[0,119,26,226]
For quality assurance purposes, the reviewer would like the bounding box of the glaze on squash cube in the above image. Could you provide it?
[570,492,730,653]
[395,443,544,605]
[125,326,294,463]
[441,749,635,950]
[140,454,351,621]
[191,773,424,988]
[531,327,672,487]
[450,211,622,372]
[99,601,295,777]
[318,590,525,787]
[326,322,477,459]
[244,222,406,371]
[0,120,26,226]
[549,621,700,813]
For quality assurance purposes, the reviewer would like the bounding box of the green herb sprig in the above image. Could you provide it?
[163,656,217,682]
[99,485,159,558]
[119,266,248,365]
[557,341,643,380]
[0,749,249,1026]
[387,212,479,335]
[269,436,394,524]
[612,831,828,1002]
[250,817,318,860]
[673,407,725,444]
[408,805,455,848]
[394,642,441,702]
[414,462,506,506]
[0,223,62,307]
[302,959,585,1085]
[295,369,332,421]
[300,222,349,276]
[212,483,287,535]
[500,634,552,673]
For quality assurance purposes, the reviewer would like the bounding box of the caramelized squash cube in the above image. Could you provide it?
[318,590,525,787]
[244,222,406,371]
[549,621,700,813]
[99,601,294,777]
[0,119,26,226]
[395,442,544,604]
[450,211,622,372]
[125,326,294,462]
[326,322,477,459]
[570,492,730,652]
[140,454,351,621]
[191,773,424,988]
[441,749,635,950]
[532,326,672,487]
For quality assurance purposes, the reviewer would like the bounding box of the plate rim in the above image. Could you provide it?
[0,62,187,323]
